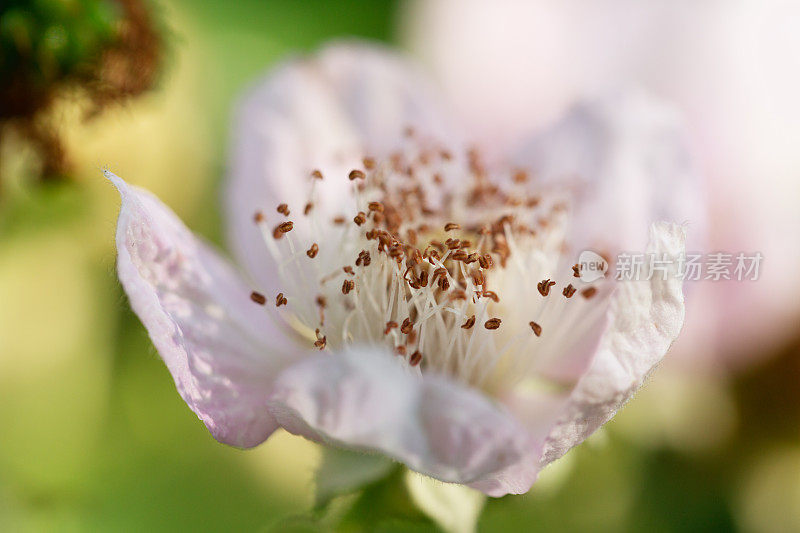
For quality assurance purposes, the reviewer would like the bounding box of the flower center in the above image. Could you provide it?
[248,130,604,393]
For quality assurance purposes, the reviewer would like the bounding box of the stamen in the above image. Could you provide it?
[342,280,355,294]
[349,169,365,181]
[537,279,556,296]
[274,221,293,238]
[244,137,599,394]
[484,318,502,330]
[250,291,266,305]
[581,286,598,299]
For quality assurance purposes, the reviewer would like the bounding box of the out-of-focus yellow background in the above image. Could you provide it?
[1,1,798,531]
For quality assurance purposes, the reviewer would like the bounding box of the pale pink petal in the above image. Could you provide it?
[110,171,299,447]
[266,346,535,485]
[469,298,612,496]
[226,41,457,295]
[513,91,705,252]
[540,221,686,464]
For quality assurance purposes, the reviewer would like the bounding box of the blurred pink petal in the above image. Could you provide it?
[513,91,705,252]
[111,171,299,447]
[267,346,536,484]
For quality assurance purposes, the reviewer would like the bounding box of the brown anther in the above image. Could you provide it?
[478,254,494,269]
[484,318,502,330]
[343,266,355,275]
[254,211,265,223]
[529,321,542,337]
[512,169,529,183]
[276,293,288,307]
[304,202,314,215]
[395,345,407,356]
[445,238,461,250]
[432,267,448,282]
[444,222,461,232]
[479,226,491,236]
[274,221,293,237]
[581,286,598,299]
[407,229,418,246]
[348,169,365,181]
[563,284,577,298]
[451,249,468,261]
[314,336,327,349]
[409,350,423,367]
[342,280,355,294]
[311,169,323,180]
[482,290,500,303]
[363,157,376,170]
[433,173,443,185]
[353,212,366,226]
[461,315,476,329]
[368,201,384,213]
[316,295,327,308]
[572,264,581,278]
[471,271,485,286]
[440,149,453,161]
[404,126,415,137]
[401,318,413,334]
[333,216,346,225]
[438,276,451,291]
[250,291,266,305]
[306,243,319,258]
[537,279,556,296]
[465,253,479,264]
[355,250,371,267]
[418,271,429,287]
[384,321,399,335]
[277,203,290,216]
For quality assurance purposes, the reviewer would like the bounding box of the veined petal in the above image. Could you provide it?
[513,90,705,252]
[110,171,298,448]
[226,41,458,295]
[540,221,686,465]
[266,346,533,485]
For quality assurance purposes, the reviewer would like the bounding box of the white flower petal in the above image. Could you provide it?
[110,171,298,447]
[514,91,705,251]
[266,346,534,485]
[541,221,687,464]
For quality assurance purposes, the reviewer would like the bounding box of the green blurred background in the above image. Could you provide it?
[1,1,799,531]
